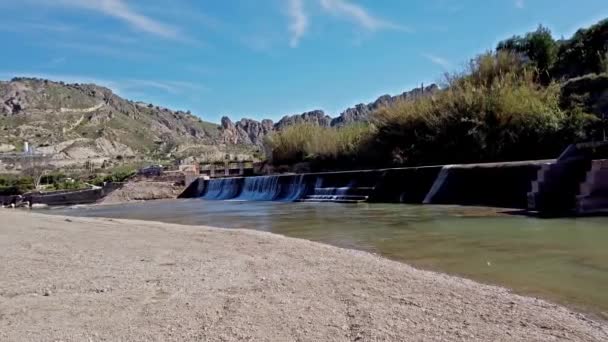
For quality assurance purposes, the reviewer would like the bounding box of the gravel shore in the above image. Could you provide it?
[1,210,607,341]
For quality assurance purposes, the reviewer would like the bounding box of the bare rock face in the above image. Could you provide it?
[331,84,439,126]
[222,117,275,146]
[275,110,332,130]
[238,118,274,145]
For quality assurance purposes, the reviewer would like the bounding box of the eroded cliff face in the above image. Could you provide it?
[275,110,332,130]
[221,117,274,145]
[220,84,439,145]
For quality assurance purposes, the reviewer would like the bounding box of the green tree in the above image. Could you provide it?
[553,19,608,79]
[497,25,557,83]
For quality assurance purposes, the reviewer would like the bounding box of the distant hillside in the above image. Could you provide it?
[0,78,255,167]
[0,77,439,168]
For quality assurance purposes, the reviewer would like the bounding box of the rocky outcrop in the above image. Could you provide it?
[221,117,274,145]
[331,84,439,126]
[221,84,439,145]
[275,110,332,130]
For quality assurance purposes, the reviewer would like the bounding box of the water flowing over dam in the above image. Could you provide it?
[180,142,608,213]
[181,162,546,208]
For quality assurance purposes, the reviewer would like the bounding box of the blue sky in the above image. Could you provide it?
[1,0,606,123]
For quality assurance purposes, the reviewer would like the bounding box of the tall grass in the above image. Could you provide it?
[265,123,375,165]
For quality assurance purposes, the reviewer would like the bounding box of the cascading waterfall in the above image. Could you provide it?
[312,180,355,199]
[301,179,372,202]
[201,178,243,200]
[199,171,376,203]
[202,174,311,202]
[236,176,281,201]
[184,160,546,207]
[277,174,309,201]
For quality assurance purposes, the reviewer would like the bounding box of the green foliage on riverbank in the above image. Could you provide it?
[266,123,375,165]
[0,175,35,195]
[0,166,137,195]
[266,19,607,170]
[90,166,136,186]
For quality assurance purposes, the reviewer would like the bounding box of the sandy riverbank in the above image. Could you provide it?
[98,181,184,205]
[1,211,606,341]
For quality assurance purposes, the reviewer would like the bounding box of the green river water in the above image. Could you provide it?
[49,199,608,318]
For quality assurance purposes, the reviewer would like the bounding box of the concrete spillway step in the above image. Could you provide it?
[576,160,608,214]
[527,158,591,213]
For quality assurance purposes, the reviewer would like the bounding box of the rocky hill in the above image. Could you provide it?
[0,78,256,167]
[0,77,438,167]
[220,84,438,146]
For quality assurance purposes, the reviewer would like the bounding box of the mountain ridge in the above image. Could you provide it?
[220,83,439,146]
[1,77,437,166]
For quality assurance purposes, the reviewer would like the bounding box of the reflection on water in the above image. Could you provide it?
[49,199,608,317]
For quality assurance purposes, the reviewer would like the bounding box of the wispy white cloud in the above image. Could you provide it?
[422,53,452,69]
[125,79,207,94]
[287,0,309,48]
[282,0,410,48]
[41,0,181,39]
[515,0,525,9]
[318,0,410,32]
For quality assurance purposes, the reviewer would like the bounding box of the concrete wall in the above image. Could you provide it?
[424,162,546,208]
[181,160,547,208]
[23,183,123,206]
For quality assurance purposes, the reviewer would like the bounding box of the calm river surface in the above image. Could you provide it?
[49,199,608,317]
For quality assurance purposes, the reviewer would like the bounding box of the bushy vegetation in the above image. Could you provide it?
[561,73,608,116]
[373,52,597,165]
[266,18,608,170]
[0,172,90,195]
[497,20,608,80]
[0,175,35,195]
[265,123,375,166]
[90,166,136,186]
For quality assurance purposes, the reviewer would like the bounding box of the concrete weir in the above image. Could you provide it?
[180,160,548,209]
